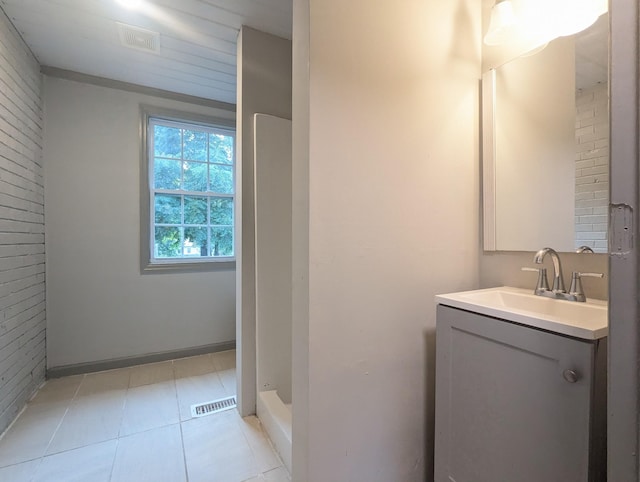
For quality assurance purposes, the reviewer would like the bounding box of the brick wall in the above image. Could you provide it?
[0,7,45,433]
[575,83,609,253]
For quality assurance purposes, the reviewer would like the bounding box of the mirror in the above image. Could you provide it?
[482,14,609,253]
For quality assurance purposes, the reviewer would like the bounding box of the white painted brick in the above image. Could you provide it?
[0,6,45,435]
[594,124,609,138]
[576,175,599,185]
[0,337,45,415]
[581,166,608,176]
[593,85,608,99]
[576,183,602,193]
[579,215,608,224]
[575,224,594,232]
[576,159,595,170]
[0,244,44,258]
[576,125,594,137]
[579,183,608,194]
[594,189,608,199]
[0,255,45,274]
[575,84,608,235]
[577,231,607,240]
[1,300,45,337]
[576,200,607,210]
[575,207,593,216]
[577,108,595,121]
[576,91,595,105]
[592,206,608,215]
[0,310,45,352]
[578,130,603,144]
[594,103,608,117]
[575,192,595,201]
[580,147,607,159]
[579,116,598,128]
[0,233,45,245]
[577,141,596,154]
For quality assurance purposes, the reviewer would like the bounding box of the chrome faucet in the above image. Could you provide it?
[523,247,604,302]
[534,247,566,293]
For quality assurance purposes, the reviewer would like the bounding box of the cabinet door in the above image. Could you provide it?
[434,305,594,482]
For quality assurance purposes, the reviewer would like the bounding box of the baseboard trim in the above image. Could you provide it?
[46,340,236,379]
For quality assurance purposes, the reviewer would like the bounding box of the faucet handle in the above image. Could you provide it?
[569,272,604,301]
[522,267,550,295]
[574,272,604,278]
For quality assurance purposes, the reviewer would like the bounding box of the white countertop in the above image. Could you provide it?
[435,286,608,340]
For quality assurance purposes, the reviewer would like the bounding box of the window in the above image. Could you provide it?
[141,108,236,271]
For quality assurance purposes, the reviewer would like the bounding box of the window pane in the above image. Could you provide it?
[154,158,181,190]
[155,194,181,224]
[183,129,207,161]
[209,134,234,165]
[209,164,234,193]
[154,125,182,158]
[184,227,208,257]
[210,197,233,225]
[183,161,208,192]
[155,226,182,258]
[184,196,207,225]
[210,226,233,257]
[148,116,236,264]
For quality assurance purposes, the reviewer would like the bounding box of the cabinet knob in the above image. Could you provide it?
[563,369,580,383]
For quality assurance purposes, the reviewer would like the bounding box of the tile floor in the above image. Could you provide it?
[0,350,289,482]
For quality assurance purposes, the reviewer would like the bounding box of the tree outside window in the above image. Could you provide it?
[149,117,235,263]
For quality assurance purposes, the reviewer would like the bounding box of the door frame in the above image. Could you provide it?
[608,0,640,480]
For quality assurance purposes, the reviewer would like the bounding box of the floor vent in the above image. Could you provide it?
[191,396,237,418]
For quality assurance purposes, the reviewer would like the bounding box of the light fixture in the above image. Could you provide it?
[484,0,517,46]
[484,0,608,51]
[550,0,608,37]
[115,0,143,10]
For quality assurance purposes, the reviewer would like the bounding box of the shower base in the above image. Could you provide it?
[257,389,292,473]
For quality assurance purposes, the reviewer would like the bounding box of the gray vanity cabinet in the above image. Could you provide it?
[433,305,606,482]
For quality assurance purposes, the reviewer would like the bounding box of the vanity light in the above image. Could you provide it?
[484,0,608,48]
[550,0,608,37]
[115,0,143,10]
[484,0,517,46]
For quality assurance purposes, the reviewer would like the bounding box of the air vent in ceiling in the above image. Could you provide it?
[117,22,160,53]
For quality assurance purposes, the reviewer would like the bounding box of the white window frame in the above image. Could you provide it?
[140,106,236,273]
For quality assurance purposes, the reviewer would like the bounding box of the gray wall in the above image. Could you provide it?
[236,26,292,416]
[43,76,236,369]
[0,8,46,433]
[254,114,292,404]
[292,0,480,479]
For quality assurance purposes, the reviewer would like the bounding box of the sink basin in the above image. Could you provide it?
[435,286,607,340]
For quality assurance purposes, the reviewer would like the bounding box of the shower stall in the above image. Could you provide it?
[253,113,292,471]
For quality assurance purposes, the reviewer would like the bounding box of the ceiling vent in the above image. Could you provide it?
[117,22,160,53]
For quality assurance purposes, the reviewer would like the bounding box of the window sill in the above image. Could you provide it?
[141,259,236,274]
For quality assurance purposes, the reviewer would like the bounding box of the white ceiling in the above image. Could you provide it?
[0,0,292,104]
[1,1,605,102]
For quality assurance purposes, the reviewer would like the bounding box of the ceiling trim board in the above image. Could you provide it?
[40,65,236,111]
